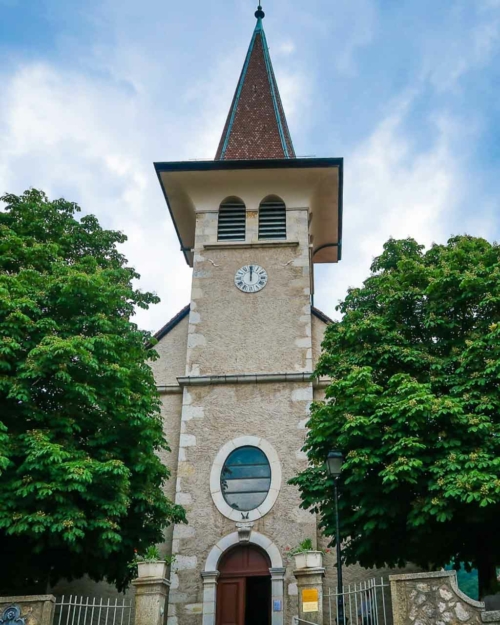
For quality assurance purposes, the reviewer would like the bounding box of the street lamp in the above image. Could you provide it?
[326,450,345,624]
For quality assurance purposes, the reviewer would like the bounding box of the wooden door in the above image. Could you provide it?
[216,545,271,625]
[217,577,245,625]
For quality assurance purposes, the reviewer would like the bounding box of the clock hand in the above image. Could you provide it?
[250,265,253,283]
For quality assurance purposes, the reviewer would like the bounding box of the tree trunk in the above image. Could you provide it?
[477,551,497,599]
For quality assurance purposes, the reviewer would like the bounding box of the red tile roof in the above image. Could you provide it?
[215,13,295,161]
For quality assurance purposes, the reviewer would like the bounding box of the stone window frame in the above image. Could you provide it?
[210,436,282,521]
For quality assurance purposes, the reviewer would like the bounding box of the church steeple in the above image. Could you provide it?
[215,4,296,160]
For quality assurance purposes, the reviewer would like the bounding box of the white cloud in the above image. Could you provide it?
[275,41,296,56]
[332,0,377,75]
[480,0,500,10]
[312,0,500,319]
[283,0,376,75]
[0,0,313,334]
[423,1,500,92]
[276,70,308,127]
[314,94,468,318]
[2,0,499,331]
[182,53,244,161]
[0,61,192,332]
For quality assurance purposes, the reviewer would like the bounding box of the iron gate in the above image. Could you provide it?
[294,577,392,625]
[326,578,391,625]
[54,596,133,625]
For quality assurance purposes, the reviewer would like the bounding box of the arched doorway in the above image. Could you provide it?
[216,545,271,625]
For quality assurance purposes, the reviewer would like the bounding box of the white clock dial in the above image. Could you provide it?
[235,264,268,293]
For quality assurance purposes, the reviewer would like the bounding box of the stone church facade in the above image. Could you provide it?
[54,5,413,624]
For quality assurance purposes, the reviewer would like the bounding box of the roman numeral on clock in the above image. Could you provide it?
[234,265,268,293]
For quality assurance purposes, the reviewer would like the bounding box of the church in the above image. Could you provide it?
[44,4,417,625]
[149,5,351,625]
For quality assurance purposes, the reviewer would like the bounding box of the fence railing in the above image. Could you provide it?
[326,578,391,625]
[54,596,133,625]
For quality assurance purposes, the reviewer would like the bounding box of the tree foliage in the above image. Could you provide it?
[291,236,500,596]
[0,189,185,593]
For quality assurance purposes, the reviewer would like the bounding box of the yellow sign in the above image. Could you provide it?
[302,589,319,613]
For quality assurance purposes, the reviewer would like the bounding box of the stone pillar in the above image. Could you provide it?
[270,567,285,625]
[0,596,56,625]
[201,571,219,625]
[132,576,170,625]
[294,567,325,625]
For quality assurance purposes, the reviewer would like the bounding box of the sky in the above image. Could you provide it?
[1,0,500,332]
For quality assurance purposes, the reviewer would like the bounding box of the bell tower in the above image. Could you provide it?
[154,5,343,625]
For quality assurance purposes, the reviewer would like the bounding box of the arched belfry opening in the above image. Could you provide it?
[258,195,286,240]
[218,197,246,242]
[217,544,271,625]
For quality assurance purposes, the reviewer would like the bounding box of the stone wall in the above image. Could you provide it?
[169,380,316,625]
[150,313,189,386]
[0,596,55,625]
[311,313,327,366]
[390,571,500,625]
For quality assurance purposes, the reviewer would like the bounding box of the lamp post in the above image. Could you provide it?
[326,450,345,624]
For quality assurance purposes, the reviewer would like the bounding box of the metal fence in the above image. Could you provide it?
[326,578,391,625]
[54,596,133,625]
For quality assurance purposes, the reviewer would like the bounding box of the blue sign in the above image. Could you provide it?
[273,600,282,612]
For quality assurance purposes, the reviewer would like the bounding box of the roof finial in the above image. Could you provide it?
[255,4,265,19]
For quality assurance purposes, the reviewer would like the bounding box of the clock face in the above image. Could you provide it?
[235,265,268,293]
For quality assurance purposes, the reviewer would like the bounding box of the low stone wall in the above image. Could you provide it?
[0,596,55,625]
[390,571,500,625]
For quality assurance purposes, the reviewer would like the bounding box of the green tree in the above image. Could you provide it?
[444,563,479,600]
[291,236,500,598]
[0,189,185,593]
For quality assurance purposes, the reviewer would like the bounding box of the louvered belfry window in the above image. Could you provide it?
[258,196,286,240]
[217,198,246,241]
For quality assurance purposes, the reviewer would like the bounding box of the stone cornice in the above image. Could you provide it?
[196,206,309,214]
[203,240,299,251]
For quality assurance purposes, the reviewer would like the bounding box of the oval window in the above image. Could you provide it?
[220,446,272,511]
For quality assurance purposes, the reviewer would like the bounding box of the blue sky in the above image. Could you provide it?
[1,0,499,331]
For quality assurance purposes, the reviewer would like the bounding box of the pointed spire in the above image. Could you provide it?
[215,4,295,160]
